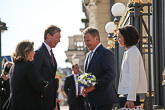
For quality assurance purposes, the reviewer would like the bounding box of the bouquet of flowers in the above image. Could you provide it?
[77,73,97,88]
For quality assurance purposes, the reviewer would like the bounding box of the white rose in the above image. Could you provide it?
[85,73,88,76]
[92,75,95,78]
[88,80,91,83]
[92,82,96,86]
[83,79,87,85]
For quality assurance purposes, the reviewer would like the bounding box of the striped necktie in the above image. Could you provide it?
[50,49,55,67]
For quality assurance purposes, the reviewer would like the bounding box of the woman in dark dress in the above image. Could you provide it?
[9,40,44,110]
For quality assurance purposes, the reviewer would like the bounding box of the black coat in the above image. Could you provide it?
[33,43,57,109]
[10,61,44,110]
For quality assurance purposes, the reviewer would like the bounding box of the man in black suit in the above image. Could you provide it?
[64,64,86,110]
[82,27,119,110]
[33,25,61,110]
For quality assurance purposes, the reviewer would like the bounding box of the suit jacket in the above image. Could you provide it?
[118,46,147,101]
[10,61,44,110]
[64,74,77,105]
[33,43,57,109]
[84,44,118,106]
[64,74,84,106]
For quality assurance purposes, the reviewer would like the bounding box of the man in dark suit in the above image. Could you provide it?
[33,25,61,110]
[64,64,86,110]
[82,27,119,110]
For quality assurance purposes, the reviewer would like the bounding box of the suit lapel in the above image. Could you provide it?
[86,44,103,72]
[42,43,56,69]
[71,75,76,91]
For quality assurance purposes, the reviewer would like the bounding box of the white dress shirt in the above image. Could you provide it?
[118,46,147,101]
[43,42,52,56]
[73,72,81,96]
[91,43,101,56]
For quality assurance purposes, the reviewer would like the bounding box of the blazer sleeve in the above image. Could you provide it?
[94,50,116,90]
[127,50,140,101]
[26,62,45,95]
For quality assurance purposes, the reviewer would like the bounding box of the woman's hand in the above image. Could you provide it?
[124,100,134,108]
[1,73,9,81]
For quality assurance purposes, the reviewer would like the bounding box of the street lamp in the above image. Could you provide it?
[105,22,115,49]
[105,2,125,93]
[111,2,125,93]
[105,3,125,49]
[111,2,125,24]
[105,21,115,37]
[0,18,7,74]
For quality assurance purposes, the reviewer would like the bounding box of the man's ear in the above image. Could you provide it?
[47,33,51,39]
[95,36,99,41]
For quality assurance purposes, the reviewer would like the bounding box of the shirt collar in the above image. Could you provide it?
[43,42,51,55]
[72,72,79,76]
[92,43,101,53]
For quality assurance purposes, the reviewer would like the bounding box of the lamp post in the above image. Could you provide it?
[127,1,154,109]
[0,18,7,74]
[105,2,125,90]
[105,21,119,90]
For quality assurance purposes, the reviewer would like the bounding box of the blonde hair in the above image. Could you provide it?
[12,40,34,63]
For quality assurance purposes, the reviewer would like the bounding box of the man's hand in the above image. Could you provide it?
[81,87,95,97]
[81,88,87,97]
[124,100,134,108]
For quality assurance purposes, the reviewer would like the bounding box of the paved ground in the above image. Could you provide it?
[60,105,69,110]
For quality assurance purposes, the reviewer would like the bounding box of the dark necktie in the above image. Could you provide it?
[86,51,93,70]
[50,49,55,67]
[76,75,80,95]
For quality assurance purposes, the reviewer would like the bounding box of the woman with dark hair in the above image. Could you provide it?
[117,25,147,109]
[9,40,44,110]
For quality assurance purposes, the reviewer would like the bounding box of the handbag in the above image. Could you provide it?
[121,106,143,110]
[119,95,141,108]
